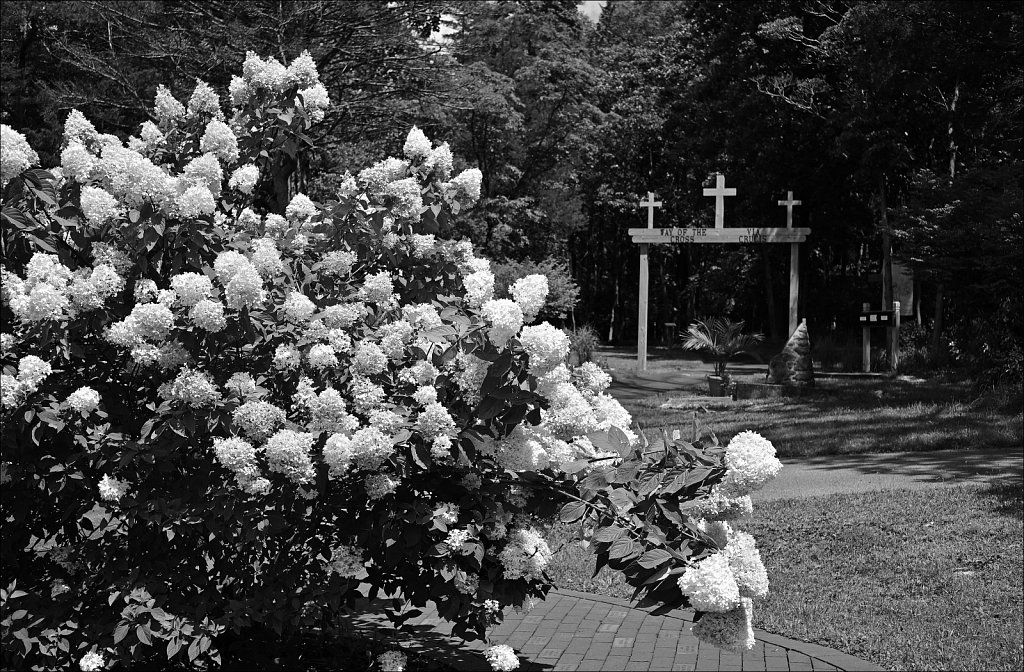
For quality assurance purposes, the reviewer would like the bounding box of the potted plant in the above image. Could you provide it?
[680,317,765,396]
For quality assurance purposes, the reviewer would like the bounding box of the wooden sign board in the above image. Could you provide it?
[859,310,895,324]
[629,227,810,244]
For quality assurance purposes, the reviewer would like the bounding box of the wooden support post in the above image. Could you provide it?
[788,242,799,337]
[862,302,871,373]
[890,300,901,372]
[779,191,802,338]
[638,243,650,371]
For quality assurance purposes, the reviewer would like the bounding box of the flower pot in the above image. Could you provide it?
[707,375,728,397]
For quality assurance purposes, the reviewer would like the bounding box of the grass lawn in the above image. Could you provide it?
[598,349,1023,458]
[544,482,1024,671]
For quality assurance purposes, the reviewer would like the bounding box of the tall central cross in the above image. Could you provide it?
[703,174,736,229]
[778,190,802,228]
[640,191,662,229]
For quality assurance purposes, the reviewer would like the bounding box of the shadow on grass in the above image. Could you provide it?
[981,479,1024,520]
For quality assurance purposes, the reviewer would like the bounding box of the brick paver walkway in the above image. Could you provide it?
[345,589,883,671]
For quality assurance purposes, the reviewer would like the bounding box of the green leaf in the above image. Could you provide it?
[593,526,626,543]
[136,624,152,645]
[608,539,637,560]
[113,623,129,643]
[167,639,182,658]
[559,501,587,523]
[637,549,673,569]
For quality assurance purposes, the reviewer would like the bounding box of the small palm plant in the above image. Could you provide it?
[680,317,765,381]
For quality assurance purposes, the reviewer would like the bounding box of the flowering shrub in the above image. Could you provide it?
[0,52,780,670]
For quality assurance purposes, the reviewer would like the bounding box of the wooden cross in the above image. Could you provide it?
[639,191,662,229]
[702,174,736,229]
[778,191,802,228]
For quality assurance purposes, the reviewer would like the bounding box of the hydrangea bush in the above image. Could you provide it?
[0,53,781,670]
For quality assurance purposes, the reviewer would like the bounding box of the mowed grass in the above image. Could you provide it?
[544,482,1024,671]
[600,349,1023,458]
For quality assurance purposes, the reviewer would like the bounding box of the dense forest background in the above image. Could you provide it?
[2,0,1021,376]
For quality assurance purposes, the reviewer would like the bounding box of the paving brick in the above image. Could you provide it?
[676,643,698,655]
[624,662,650,671]
[551,664,578,672]
[630,648,654,662]
[538,648,563,660]
[765,655,791,671]
[613,636,636,648]
[811,663,837,671]
[789,664,814,671]
[608,609,630,620]
[564,639,592,655]
[636,632,658,643]
[604,655,632,669]
[593,632,615,643]
[598,623,620,633]
[582,643,613,659]
[648,661,675,672]
[551,632,575,642]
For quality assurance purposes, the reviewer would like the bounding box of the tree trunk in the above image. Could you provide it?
[762,247,779,340]
[878,173,893,310]
[931,280,945,352]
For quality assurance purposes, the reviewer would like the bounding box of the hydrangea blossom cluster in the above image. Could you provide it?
[66,386,101,414]
[498,528,552,581]
[1,124,39,184]
[484,645,520,672]
[98,474,130,502]
[376,650,407,672]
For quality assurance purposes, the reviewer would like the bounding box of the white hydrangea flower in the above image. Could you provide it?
[498,528,552,581]
[349,426,393,470]
[79,186,120,225]
[691,597,756,653]
[403,126,432,161]
[233,400,286,442]
[307,343,339,370]
[408,233,436,258]
[321,250,356,276]
[250,238,283,278]
[696,519,732,550]
[359,271,394,305]
[435,502,459,524]
[243,51,289,92]
[384,177,423,221]
[264,429,315,484]
[154,85,186,123]
[376,650,407,672]
[677,552,742,613]
[78,650,105,672]
[273,344,301,370]
[63,110,98,148]
[519,323,570,375]
[326,544,365,578]
[200,118,239,164]
[285,193,317,223]
[481,299,524,348]
[511,274,548,323]
[187,79,222,118]
[282,292,316,322]
[160,367,221,407]
[450,167,482,206]
[484,644,519,672]
[445,528,471,551]
[213,436,261,490]
[424,142,453,181]
[725,529,769,598]
[286,50,319,88]
[721,431,782,495]
[61,142,95,182]
[417,402,456,440]
[228,164,259,194]
[182,152,223,195]
[0,125,39,185]
[323,433,354,477]
[98,475,129,502]
[189,299,227,332]
[358,157,408,195]
[66,386,101,414]
[463,269,494,309]
[169,273,213,307]
[225,372,257,397]
[297,83,330,123]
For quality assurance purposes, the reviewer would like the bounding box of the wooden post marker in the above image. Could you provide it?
[703,173,736,229]
[778,190,803,336]
[628,177,811,372]
[636,192,661,371]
